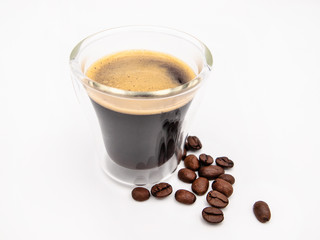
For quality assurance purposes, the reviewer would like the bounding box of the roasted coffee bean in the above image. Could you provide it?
[218,174,235,185]
[191,177,209,195]
[199,153,214,166]
[175,189,196,204]
[253,201,271,223]
[131,187,150,201]
[202,207,224,223]
[184,154,200,171]
[216,156,234,168]
[198,165,224,180]
[211,178,233,197]
[186,136,202,150]
[151,182,173,198]
[178,168,197,183]
[206,190,229,208]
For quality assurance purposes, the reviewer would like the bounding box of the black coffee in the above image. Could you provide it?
[91,99,191,169]
[86,50,195,170]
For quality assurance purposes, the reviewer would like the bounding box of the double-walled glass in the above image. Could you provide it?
[70,26,212,185]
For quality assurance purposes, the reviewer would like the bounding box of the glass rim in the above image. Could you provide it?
[69,25,213,99]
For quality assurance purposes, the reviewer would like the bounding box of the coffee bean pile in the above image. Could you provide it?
[185,136,235,223]
[131,135,270,224]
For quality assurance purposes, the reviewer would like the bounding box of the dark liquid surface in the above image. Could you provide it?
[91,99,191,169]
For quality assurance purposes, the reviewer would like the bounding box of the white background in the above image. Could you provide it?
[1,0,320,239]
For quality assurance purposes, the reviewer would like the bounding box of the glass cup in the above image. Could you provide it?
[69,26,212,185]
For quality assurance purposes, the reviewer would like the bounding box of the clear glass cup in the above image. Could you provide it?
[69,26,212,185]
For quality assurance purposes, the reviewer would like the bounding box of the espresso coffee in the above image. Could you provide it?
[86,50,195,170]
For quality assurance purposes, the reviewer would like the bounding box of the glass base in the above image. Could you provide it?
[101,154,179,186]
